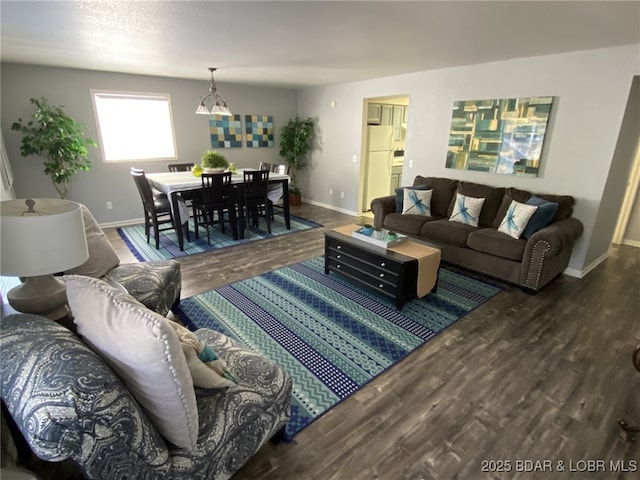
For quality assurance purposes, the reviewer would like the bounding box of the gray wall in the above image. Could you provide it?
[295,45,640,276]
[1,63,297,224]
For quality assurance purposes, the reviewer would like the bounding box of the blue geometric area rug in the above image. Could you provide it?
[117,215,322,262]
[174,256,503,440]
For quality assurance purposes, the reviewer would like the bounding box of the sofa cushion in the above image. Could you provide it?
[522,196,560,238]
[421,218,477,247]
[497,200,538,239]
[65,275,199,450]
[395,184,431,212]
[493,188,574,227]
[64,204,120,278]
[467,228,527,261]
[383,212,436,235]
[449,193,485,227]
[448,181,506,227]
[402,188,432,216]
[412,176,458,217]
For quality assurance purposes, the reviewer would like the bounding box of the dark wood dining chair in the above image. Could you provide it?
[259,161,272,171]
[192,172,238,244]
[168,163,195,172]
[243,169,271,233]
[131,167,189,249]
[268,164,290,220]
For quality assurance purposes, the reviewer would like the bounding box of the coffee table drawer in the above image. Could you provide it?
[327,242,403,275]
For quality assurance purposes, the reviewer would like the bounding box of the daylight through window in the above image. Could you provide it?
[91,90,178,162]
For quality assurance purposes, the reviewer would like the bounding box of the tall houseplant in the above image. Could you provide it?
[279,115,315,204]
[11,97,97,199]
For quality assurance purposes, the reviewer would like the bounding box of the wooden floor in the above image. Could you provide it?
[105,203,640,480]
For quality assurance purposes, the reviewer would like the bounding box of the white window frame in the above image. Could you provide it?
[91,90,178,163]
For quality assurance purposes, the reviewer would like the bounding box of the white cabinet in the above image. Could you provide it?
[381,105,393,126]
[392,106,406,141]
[367,104,382,124]
[390,165,403,194]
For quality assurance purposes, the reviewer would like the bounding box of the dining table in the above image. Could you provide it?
[146,169,291,250]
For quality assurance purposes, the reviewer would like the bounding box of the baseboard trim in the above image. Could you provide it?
[622,239,640,248]
[566,250,609,279]
[304,199,358,216]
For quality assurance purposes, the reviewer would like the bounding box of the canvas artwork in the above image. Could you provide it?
[209,114,242,148]
[446,97,554,177]
[245,114,274,148]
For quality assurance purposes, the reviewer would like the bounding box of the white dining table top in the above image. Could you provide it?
[146,169,289,195]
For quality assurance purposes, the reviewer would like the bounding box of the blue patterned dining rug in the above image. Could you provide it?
[117,215,322,262]
[173,256,503,440]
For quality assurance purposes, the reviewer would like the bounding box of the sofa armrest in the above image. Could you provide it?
[525,217,584,257]
[0,314,170,478]
[370,195,396,228]
[521,217,584,290]
[104,259,181,316]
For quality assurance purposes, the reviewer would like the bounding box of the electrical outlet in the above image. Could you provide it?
[352,155,357,163]
[409,159,414,168]
[329,188,333,196]
[340,191,344,198]
[106,201,113,210]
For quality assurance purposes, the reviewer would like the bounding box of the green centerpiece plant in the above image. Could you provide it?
[200,150,228,171]
[279,115,315,204]
[11,97,97,199]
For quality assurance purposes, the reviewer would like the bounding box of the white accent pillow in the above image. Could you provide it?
[64,204,120,278]
[402,188,432,216]
[65,275,199,450]
[498,200,539,239]
[449,193,485,227]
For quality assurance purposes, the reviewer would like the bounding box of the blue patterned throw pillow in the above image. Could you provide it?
[395,185,431,212]
[498,200,539,239]
[402,188,432,216]
[522,196,559,238]
[449,193,485,227]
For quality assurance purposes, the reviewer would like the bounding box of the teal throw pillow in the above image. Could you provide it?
[522,196,559,238]
[395,185,431,212]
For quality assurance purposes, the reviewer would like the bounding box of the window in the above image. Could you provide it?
[91,90,178,162]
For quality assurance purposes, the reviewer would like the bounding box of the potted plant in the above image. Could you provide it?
[200,150,228,173]
[279,115,315,206]
[11,97,97,199]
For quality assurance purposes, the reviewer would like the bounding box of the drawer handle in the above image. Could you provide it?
[379,273,384,278]
[337,254,341,259]
[378,284,384,288]
[337,245,342,250]
[336,264,341,269]
[380,262,386,267]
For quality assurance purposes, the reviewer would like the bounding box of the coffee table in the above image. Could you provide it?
[324,226,441,310]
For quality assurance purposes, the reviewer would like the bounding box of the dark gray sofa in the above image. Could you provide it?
[371,176,584,291]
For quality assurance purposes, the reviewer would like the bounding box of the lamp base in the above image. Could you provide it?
[7,275,70,321]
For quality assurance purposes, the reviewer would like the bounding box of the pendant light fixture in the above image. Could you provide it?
[195,67,232,116]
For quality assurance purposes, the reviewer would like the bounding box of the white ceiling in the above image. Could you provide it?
[1,1,639,89]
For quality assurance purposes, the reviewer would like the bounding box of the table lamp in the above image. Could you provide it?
[1,198,89,320]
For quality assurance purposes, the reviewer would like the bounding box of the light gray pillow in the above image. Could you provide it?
[64,204,120,278]
[65,275,199,450]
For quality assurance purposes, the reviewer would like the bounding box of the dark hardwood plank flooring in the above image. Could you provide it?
[104,203,640,480]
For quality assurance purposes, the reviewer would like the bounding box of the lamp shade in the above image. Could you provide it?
[1,198,89,277]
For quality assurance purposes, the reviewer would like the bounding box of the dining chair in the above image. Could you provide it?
[268,164,290,220]
[259,161,272,171]
[242,169,271,233]
[192,172,238,244]
[131,167,189,249]
[168,163,195,172]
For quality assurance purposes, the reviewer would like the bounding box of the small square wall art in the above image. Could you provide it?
[245,114,274,148]
[210,114,242,148]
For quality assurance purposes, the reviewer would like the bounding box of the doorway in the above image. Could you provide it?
[360,95,410,215]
